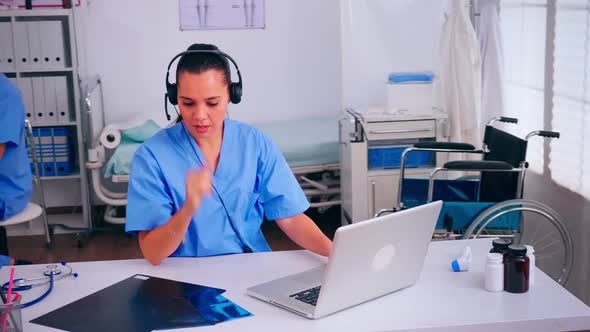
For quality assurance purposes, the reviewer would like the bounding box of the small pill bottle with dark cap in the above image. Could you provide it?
[490,239,512,258]
[504,244,530,293]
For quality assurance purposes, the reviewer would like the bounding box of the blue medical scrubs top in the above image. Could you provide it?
[0,74,32,221]
[126,120,310,257]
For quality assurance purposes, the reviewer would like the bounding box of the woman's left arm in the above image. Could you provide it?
[276,214,332,257]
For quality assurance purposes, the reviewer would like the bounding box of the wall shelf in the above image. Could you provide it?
[1,9,91,238]
[16,68,74,74]
[41,171,81,181]
[31,122,77,127]
[0,9,72,18]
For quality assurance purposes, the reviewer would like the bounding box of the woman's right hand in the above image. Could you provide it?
[185,168,212,211]
[139,168,212,265]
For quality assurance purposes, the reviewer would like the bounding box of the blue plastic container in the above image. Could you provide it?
[368,147,433,169]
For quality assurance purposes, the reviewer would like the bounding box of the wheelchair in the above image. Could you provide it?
[376,117,573,286]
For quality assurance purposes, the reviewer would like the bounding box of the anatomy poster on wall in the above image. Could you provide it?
[179,0,265,30]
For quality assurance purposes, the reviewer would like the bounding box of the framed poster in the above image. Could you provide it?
[179,0,265,30]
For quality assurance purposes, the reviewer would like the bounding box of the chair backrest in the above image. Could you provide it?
[479,126,528,202]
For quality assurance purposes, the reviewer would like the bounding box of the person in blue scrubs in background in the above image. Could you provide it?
[0,74,33,267]
[126,44,333,265]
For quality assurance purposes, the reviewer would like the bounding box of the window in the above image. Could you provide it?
[551,0,590,198]
[501,0,590,198]
[500,0,548,173]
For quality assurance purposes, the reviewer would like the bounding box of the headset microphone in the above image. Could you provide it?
[164,94,171,121]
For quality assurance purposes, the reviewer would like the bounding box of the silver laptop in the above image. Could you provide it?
[247,201,442,319]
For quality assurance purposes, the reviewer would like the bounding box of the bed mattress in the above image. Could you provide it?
[253,117,340,168]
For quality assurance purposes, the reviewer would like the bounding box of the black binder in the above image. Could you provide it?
[31,274,251,332]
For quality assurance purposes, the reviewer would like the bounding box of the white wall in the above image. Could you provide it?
[340,0,448,108]
[80,0,342,127]
[81,0,448,125]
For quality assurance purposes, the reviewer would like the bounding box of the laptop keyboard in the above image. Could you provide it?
[290,286,321,306]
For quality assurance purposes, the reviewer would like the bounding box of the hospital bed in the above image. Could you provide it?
[252,118,341,210]
[83,77,341,225]
[83,76,129,225]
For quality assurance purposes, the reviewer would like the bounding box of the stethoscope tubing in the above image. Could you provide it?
[1,263,76,309]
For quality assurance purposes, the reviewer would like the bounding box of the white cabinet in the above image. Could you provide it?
[367,171,433,218]
[367,175,398,218]
[340,108,449,224]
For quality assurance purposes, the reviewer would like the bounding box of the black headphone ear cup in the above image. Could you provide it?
[167,83,178,106]
[229,82,242,104]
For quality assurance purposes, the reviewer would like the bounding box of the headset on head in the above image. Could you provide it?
[164,49,243,121]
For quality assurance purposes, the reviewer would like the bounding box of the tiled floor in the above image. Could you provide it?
[7,222,303,264]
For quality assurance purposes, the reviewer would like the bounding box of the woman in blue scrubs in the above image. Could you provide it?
[126,44,333,265]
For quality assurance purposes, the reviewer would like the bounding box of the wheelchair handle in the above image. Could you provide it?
[499,117,518,124]
[527,130,560,140]
[539,131,560,138]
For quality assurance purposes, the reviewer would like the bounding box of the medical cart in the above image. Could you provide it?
[339,107,449,224]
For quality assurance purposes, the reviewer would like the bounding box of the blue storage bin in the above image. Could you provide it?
[26,127,75,177]
[388,71,435,83]
[368,146,433,169]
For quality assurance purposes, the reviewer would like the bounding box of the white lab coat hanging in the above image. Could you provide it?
[478,0,505,123]
[439,0,482,147]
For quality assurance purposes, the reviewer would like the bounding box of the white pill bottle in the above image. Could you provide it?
[485,253,504,292]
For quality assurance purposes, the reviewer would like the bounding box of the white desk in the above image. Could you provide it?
[2,239,589,332]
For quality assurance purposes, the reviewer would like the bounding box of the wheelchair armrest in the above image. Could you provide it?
[443,160,514,170]
[413,142,477,151]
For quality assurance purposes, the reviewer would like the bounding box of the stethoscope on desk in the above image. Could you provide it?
[2,262,78,308]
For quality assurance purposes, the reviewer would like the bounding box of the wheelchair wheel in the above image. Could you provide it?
[463,199,573,286]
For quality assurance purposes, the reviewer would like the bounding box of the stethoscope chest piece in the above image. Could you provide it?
[43,264,63,277]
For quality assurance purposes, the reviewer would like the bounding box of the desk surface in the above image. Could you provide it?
[2,239,589,332]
